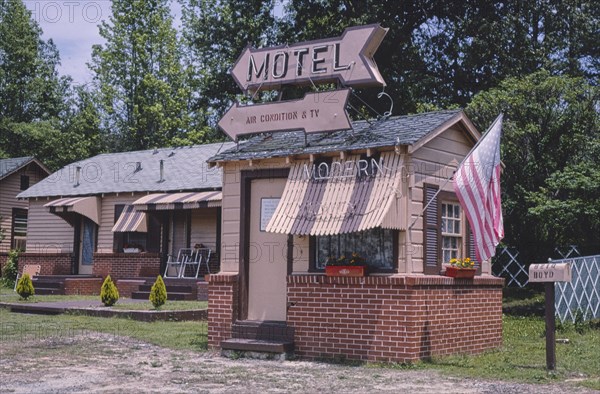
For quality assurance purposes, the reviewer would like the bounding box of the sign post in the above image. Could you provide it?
[529,262,572,371]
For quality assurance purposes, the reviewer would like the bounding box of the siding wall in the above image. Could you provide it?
[408,126,488,273]
[97,193,142,253]
[0,164,48,252]
[220,159,291,273]
[191,207,218,250]
[26,199,74,253]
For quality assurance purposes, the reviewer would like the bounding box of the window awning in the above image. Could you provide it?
[132,191,222,211]
[112,205,147,232]
[44,196,100,225]
[266,151,406,236]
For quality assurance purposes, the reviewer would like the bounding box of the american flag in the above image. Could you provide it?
[454,114,504,262]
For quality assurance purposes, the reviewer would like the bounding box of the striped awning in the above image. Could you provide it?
[132,191,222,211]
[112,205,147,232]
[266,151,406,236]
[44,196,100,225]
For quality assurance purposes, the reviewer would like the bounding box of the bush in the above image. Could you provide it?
[100,275,119,306]
[149,275,167,309]
[16,273,35,300]
[1,249,19,287]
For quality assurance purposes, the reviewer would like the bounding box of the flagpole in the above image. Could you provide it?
[407,113,503,231]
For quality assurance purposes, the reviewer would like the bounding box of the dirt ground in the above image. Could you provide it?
[0,333,596,394]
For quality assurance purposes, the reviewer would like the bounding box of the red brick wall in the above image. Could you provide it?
[286,275,504,363]
[93,253,161,279]
[64,277,103,295]
[114,279,146,297]
[207,273,238,350]
[18,253,73,275]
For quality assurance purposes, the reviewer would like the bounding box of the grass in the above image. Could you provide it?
[419,287,600,390]
[0,307,208,351]
[0,286,98,303]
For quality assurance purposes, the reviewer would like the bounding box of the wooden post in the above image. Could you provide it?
[545,282,556,370]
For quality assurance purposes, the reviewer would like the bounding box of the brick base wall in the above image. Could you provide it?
[287,275,504,363]
[93,253,161,279]
[18,253,73,275]
[0,252,8,276]
[206,273,238,350]
[64,277,103,295]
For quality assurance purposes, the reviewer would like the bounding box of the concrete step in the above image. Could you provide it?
[232,320,294,342]
[221,338,294,360]
[34,288,65,295]
[32,280,64,289]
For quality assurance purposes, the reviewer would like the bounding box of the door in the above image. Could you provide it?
[79,217,96,275]
[247,178,288,321]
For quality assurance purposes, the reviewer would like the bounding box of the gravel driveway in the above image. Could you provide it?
[0,333,596,393]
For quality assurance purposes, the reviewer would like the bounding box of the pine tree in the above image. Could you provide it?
[149,275,167,309]
[100,275,119,306]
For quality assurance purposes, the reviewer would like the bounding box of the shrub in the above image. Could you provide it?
[16,273,34,300]
[100,275,119,306]
[149,275,167,309]
[1,249,19,287]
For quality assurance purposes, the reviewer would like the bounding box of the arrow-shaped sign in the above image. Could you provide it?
[218,89,351,141]
[231,24,388,93]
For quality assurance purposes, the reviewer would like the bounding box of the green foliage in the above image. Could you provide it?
[149,275,167,309]
[15,273,34,300]
[90,0,191,151]
[100,275,119,306]
[467,71,599,259]
[1,249,19,287]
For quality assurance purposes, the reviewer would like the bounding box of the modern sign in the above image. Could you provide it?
[218,89,351,141]
[231,24,388,93]
[529,263,572,282]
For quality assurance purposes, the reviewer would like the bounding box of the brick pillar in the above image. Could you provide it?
[206,273,239,350]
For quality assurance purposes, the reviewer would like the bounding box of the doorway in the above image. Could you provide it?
[79,217,96,275]
[247,178,288,321]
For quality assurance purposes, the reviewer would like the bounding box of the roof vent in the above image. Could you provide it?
[75,166,81,187]
[168,151,175,157]
[159,160,165,182]
[153,148,158,154]
[135,162,142,172]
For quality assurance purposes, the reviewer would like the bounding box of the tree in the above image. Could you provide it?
[0,0,69,122]
[466,70,599,260]
[180,0,278,137]
[90,0,190,151]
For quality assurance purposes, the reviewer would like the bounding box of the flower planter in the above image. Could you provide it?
[445,266,476,279]
[123,248,141,253]
[325,265,366,277]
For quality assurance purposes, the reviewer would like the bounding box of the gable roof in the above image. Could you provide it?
[208,109,478,162]
[0,156,50,181]
[18,142,234,199]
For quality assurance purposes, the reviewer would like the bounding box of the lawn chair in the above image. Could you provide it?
[181,248,212,278]
[14,264,41,291]
[163,248,193,278]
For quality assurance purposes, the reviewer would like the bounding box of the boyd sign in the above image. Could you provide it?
[529,263,572,282]
[231,24,388,93]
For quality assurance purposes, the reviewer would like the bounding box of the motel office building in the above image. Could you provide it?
[207,110,504,362]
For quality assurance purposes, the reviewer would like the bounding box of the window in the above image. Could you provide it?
[441,202,462,263]
[11,208,27,250]
[313,227,396,272]
[113,205,161,253]
[20,175,30,190]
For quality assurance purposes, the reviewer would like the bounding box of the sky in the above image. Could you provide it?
[23,0,286,86]
[23,0,183,85]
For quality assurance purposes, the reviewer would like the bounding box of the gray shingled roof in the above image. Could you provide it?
[18,142,235,199]
[0,156,35,180]
[209,109,463,162]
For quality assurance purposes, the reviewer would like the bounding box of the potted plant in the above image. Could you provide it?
[445,257,476,278]
[325,252,367,277]
[123,243,143,253]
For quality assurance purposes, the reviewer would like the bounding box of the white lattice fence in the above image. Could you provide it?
[492,246,529,287]
[554,255,600,323]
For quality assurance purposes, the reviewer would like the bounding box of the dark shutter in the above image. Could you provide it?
[465,222,481,274]
[20,175,30,190]
[423,185,440,274]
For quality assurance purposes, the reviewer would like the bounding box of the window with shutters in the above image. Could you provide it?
[423,185,467,275]
[11,208,28,250]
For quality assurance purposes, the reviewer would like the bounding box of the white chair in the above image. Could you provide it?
[181,248,212,278]
[163,248,192,278]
